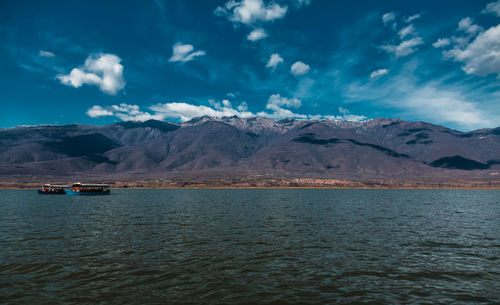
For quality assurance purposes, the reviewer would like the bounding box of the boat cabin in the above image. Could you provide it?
[70,183,110,193]
[38,184,68,194]
[42,184,68,190]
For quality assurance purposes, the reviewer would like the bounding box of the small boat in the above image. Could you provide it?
[38,184,68,195]
[65,183,111,195]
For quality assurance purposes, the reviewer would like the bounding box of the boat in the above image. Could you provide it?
[65,183,111,195]
[37,184,68,195]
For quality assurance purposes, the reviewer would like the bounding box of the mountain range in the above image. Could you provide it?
[1,116,500,185]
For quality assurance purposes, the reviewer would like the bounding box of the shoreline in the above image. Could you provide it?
[2,186,500,190]
[3,177,500,190]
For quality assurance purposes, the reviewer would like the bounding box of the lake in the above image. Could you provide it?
[0,189,499,304]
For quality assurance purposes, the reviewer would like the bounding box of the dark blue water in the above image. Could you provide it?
[0,189,499,304]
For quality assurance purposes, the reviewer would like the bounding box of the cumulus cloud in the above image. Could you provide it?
[370,69,389,79]
[169,42,206,63]
[87,95,365,123]
[405,14,421,23]
[438,18,484,50]
[215,0,288,25]
[153,96,308,122]
[266,53,283,69]
[398,24,415,39]
[237,101,248,111]
[151,101,254,122]
[111,104,166,121]
[291,61,310,75]
[247,28,268,41]
[57,53,125,95]
[256,94,306,119]
[258,94,365,121]
[483,0,500,16]
[381,37,424,57]
[86,100,253,122]
[432,38,451,48]
[457,17,483,36]
[382,12,396,25]
[86,105,113,118]
[86,104,158,121]
[445,24,500,78]
[267,93,301,109]
[257,108,307,119]
[39,50,55,57]
[86,103,163,121]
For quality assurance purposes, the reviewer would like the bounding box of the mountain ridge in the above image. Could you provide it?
[1,117,499,184]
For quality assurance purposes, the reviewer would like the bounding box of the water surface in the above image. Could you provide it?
[0,189,499,304]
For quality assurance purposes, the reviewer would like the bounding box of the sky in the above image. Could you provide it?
[1,0,500,131]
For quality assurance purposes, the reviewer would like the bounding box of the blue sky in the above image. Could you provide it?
[1,0,500,130]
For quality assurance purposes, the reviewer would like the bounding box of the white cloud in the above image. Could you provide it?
[291,61,310,75]
[381,37,424,57]
[86,103,162,121]
[257,94,305,119]
[257,109,307,120]
[266,53,283,69]
[338,107,349,115]
[444,18,484,49]
[111,104,164,121]
[405,14,421,23]
[457,17,483,36]
[151,98,257,122]
[57,53,125,95]
[215,0,288,25]
[445,24,500,78]
[399,86,490,128]
[398,24,415,39]
[247,28,268,41]
[432,38,451,48]
[86,105,113,118]
[345,74,494,130]
[39,50,55,57]
[237,101,248,111]
[222,99,232,108]
[334,107,366,122]
[169,42,206,63]
[266,93,301,109]
[451,36,473,48]
[483,0,500,16]
[339,114,367,122]
[151,102,252,122]
[382,12,396,25]
[256,94,364,121]
[370,69,389,79]
[87,95,366,123]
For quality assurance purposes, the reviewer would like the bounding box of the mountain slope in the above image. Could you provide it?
[1,117,499,182]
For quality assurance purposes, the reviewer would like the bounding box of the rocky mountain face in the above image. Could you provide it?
[1,117,499,182]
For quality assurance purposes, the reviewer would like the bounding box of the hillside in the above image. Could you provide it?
[1,117,499,186]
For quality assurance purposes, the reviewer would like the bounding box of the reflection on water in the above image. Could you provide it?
[0,189,499,304]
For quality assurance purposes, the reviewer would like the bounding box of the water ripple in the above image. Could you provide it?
[0,189,499,304]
